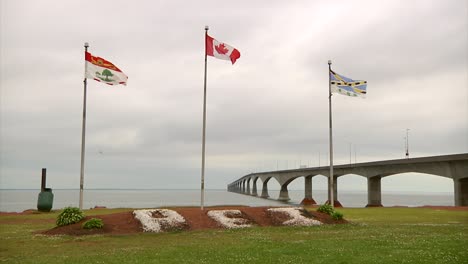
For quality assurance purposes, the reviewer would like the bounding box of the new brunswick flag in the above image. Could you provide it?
[85,52,128,86]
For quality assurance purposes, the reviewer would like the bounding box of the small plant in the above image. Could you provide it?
[317,204,334,215]
[82,218,104,229]
[56,207,84,227]
[331,211,344,220]
[317,204,345,220]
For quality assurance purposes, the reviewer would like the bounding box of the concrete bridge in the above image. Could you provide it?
[227,153,468,206]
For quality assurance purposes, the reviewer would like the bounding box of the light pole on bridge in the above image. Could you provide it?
[405,128,410,159]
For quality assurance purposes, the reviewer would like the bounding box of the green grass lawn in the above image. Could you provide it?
[1,207,467,264]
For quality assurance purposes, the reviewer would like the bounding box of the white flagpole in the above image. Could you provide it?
[79,42,89,210]
[328,60,334,208]
[200,26,209,210]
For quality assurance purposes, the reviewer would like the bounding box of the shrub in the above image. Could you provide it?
[317,204,334,215]
[82,218,104,229]
[331,211,344,220]
[316,204,345,220]
[56,207,84,227]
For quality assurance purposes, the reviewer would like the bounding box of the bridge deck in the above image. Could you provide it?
[227,153,468,206]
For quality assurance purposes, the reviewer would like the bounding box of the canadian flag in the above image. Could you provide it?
[206,34,241,64]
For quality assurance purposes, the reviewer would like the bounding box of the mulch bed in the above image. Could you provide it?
[42,212,140,236]
[38,206,346,236]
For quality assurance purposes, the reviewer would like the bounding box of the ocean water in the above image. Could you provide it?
[0,189,454,212]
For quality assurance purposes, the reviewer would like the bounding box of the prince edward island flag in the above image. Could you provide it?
[330,70,367,98]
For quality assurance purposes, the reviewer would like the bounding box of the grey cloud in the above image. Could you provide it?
[1,0,466,190]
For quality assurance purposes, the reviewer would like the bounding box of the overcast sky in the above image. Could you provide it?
[1,0,467,193]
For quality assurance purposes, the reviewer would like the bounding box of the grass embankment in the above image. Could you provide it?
[1,207,467,264]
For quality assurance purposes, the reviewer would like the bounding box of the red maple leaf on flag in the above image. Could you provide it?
[215,43,229,55]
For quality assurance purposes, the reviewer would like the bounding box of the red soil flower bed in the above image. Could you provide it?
[39,206,346,236]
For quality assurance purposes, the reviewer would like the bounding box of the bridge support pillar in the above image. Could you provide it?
[260,180,269,198]
[301,176,316,205]
[326,176,342,207]
[366,176,383,207]
[252,179,258,196]
[246,179,251,195]
[454,178,468,206]
[278,184,290,201]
